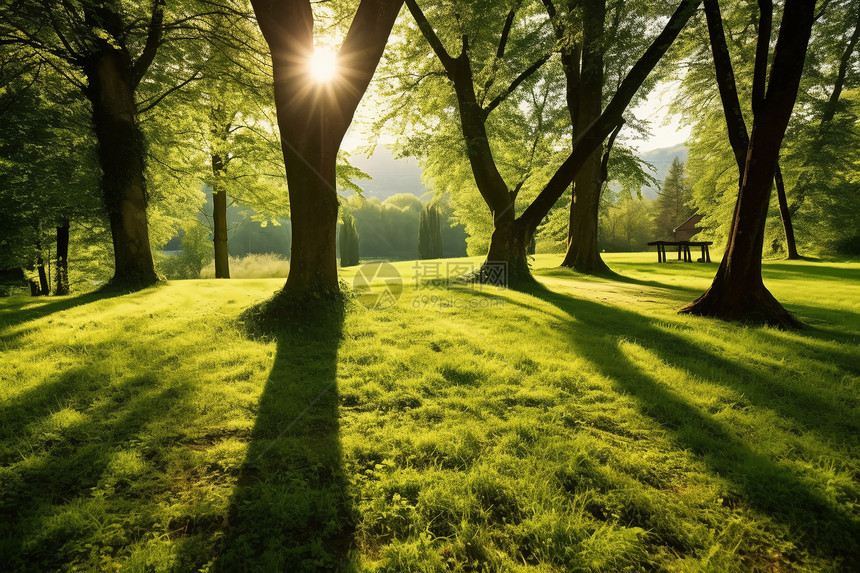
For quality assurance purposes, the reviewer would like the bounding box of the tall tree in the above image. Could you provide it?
[680,0,815,328]
[654,156,694,238]
[781,0,860,254]
[403,0,700,285]
[678,0,859,258]
[339,212,360,267]
[542,0,613,273]
[0,1,242,288]
[418,202,443,259]
[251,0,404,303]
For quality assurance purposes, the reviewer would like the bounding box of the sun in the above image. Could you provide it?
[308,47,338,83]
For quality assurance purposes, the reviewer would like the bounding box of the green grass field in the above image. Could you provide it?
[1,253,858,571]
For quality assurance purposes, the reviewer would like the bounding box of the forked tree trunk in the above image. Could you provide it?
[681,0,814,329]
[55,219,70,295]
[211,154,230,279]
[484,219,531,287]
[449,55,528,286]
[85,49,157,288]
[560,0,610,274]
[703,0,799,260]
[252,0,403,302]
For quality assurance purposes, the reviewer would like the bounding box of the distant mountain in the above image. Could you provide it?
[347,147,430,200]
[639,144,688,199]
[346,143,689,203]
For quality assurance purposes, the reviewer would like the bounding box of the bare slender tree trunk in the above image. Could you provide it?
[55,219,70,295]
[35,235,49,295]
[211,154,230,279]
[774,164,799,259]
[85,48,157,288]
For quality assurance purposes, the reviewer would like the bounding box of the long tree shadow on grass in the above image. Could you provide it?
[762,262,860,282]
[514,284,859,567]
[535,266,710,297]
[211,312,350,572]
[0,288,129,335]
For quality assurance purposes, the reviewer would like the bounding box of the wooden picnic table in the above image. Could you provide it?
[647,240,713,263]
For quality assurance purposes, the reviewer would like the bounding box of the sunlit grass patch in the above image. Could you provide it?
[0,256,857,571]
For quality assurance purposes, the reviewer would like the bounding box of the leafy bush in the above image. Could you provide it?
[157,224,214,280]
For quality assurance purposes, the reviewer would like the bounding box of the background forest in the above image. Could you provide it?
[1,0,856,295]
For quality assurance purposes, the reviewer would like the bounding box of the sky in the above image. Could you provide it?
[343,79,691,157]
[627,81,692,152]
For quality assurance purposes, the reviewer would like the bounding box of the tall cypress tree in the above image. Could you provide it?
[340,213,360,267]
[418,203,443,259]
[655,157,694,238]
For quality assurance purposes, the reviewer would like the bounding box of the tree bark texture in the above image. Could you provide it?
[681,0,814,328]
[211,153,230,279]
[85,48,157,288]
[561,0,610,274]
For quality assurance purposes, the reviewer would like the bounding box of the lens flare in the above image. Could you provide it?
[309,47,338,83]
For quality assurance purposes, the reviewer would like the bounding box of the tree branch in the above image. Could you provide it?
[137,68,203,114]
[483,53,551,117]
[751,0,772,112]
[821,6,860,124]
[497,6,518,59]
[519,0,701,232]
[131,0,165,88]
[599,120,623,182]
[404,0,456,75]
[703,0,749,175]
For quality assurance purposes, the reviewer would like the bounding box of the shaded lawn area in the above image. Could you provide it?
[0,254,857,571]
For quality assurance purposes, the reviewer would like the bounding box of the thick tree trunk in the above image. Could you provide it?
[280,135,340,298]
[211,154,230,279]
[774,164,800,259]
[55,219,70,295]
[86,49,157,288]
[561,0,609,274]
[562,148,608,272]
[681,0,814,329]
[483,219,532,287]
[29,276,41,297]
[252,0,403,304]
